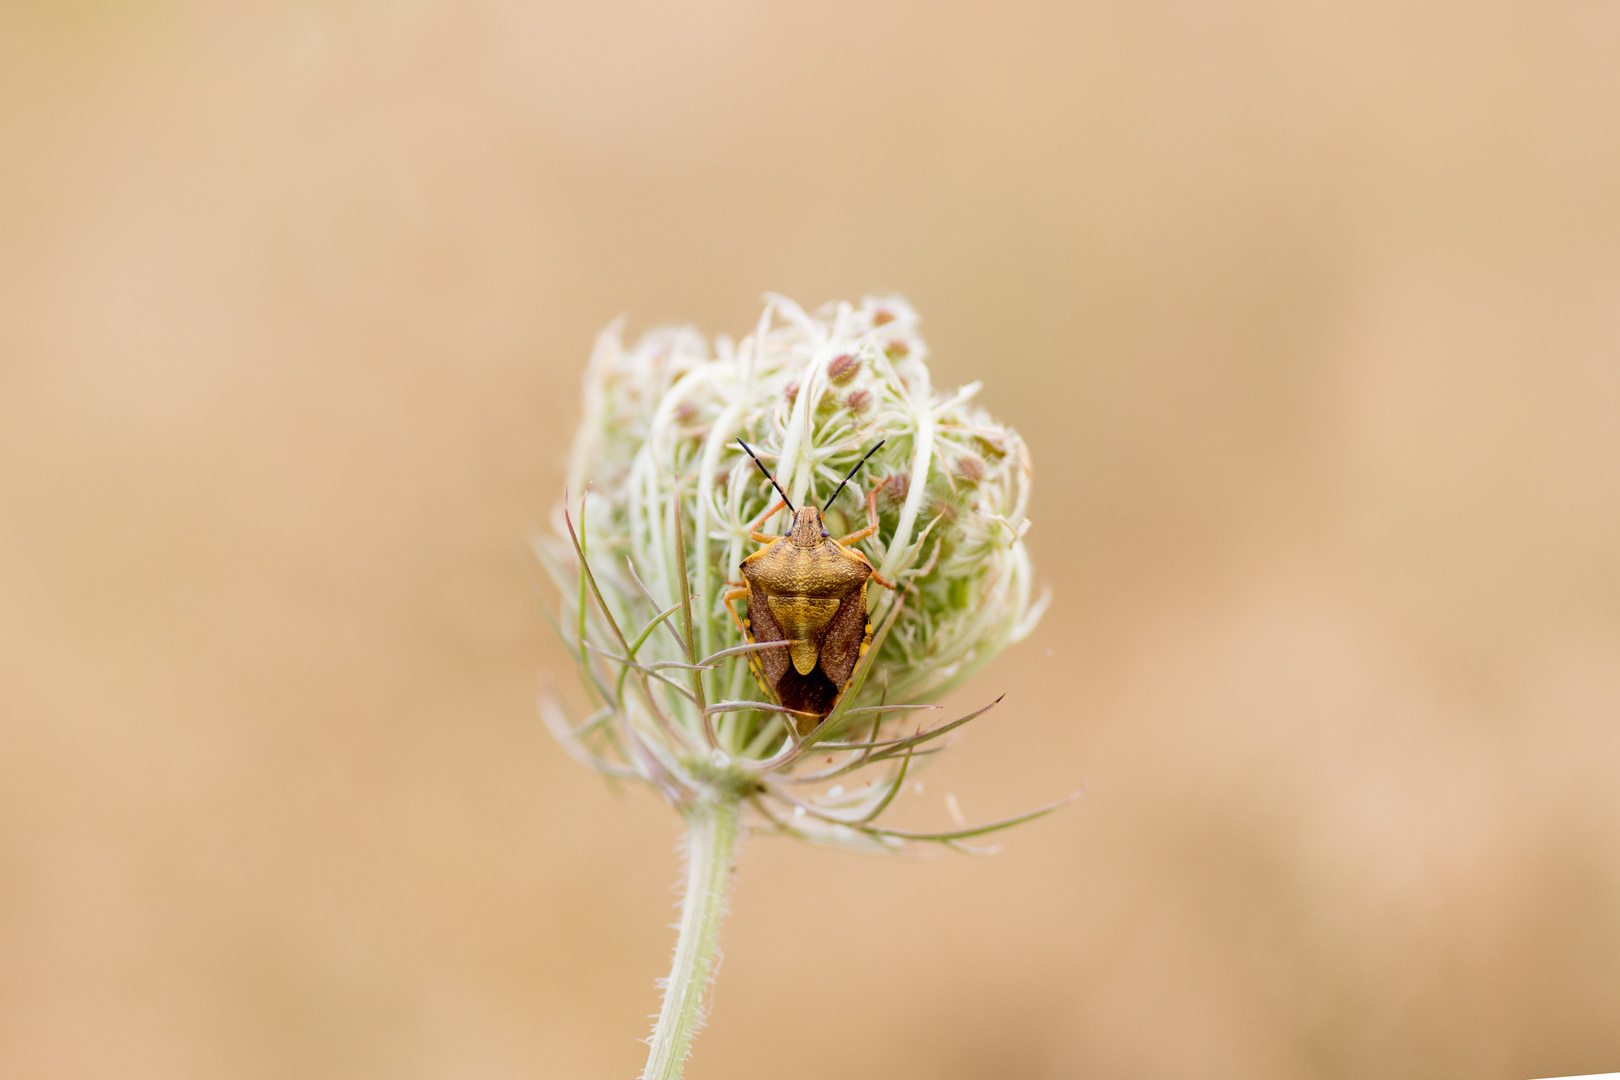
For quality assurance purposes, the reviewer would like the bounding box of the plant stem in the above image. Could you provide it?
[643,794,742,1080]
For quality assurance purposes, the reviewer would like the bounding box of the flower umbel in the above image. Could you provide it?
[534,295,1068,1078]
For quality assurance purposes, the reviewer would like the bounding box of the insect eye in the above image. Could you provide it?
[820,528,830,539]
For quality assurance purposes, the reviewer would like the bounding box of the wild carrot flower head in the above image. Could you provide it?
[537,295,1063,853]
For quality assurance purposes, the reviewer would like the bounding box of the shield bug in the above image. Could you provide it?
[724,439,893,729]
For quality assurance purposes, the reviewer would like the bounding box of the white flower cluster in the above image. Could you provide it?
[539,295,1055,852]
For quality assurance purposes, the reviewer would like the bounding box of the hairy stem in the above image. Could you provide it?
[643,795,742,1080]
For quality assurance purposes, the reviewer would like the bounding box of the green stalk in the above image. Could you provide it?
[642,795,742,1080]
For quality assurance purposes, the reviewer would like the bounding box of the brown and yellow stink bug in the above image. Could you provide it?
[724,439,893,729]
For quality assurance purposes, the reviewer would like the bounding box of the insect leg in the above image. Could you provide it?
[722,587,751,636]
[747,498,789,540]
[837,484,885,545]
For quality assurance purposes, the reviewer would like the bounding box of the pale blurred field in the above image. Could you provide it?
[3,2,1619,1078]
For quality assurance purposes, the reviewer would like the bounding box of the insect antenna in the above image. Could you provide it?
[823,440,886,512]
[736,437,795,514]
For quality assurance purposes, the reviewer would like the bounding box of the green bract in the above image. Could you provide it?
[537,295,1058,854]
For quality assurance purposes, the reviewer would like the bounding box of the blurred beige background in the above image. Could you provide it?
[3,2,1619,1078]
